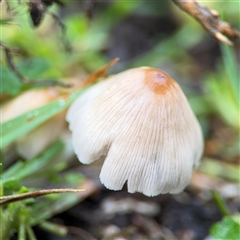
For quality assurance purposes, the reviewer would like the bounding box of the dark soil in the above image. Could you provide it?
[31,186,222,240]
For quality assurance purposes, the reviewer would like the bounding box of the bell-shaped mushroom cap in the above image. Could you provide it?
[66,67,203,197]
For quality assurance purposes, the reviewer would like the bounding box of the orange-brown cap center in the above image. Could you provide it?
[144,68,174,94]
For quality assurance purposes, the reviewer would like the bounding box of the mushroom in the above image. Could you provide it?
[66,67,204,197]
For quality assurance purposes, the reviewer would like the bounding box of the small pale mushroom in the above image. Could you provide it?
[66,67,204,197]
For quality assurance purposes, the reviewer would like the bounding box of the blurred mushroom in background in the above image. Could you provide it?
[1,88,65,160]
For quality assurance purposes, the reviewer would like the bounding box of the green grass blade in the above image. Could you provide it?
[2,162,24,178]
[221,44,239,104]
[2,140,64,183]
[39,221,67,237]
[211,190,230,216]
[200,158,240,182]
[0,88,88,149]
[26,227,37,240]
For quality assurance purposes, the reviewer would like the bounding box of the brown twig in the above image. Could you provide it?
[46,10,72,52]
[0,188,86,205]
[81,57,119,88]
[172,0,240,46]
[0,42,72,88]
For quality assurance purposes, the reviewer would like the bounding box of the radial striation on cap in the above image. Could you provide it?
[66,67,204,197]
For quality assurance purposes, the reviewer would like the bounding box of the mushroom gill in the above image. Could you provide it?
[66,67,204,197]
